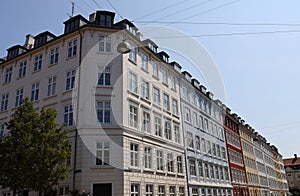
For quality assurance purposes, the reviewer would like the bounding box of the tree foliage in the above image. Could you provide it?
[0,98,72,195]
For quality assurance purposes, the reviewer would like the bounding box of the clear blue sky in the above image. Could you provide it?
[1,0,299,158]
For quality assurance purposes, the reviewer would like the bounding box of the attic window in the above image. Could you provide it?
[96,14,112,27]
[126,24,137,36]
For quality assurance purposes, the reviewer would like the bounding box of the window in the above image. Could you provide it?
[144,147,152,169]
[196,136,201,151]
[192,188,198,196]
[66,70,76,91]
[153,87,160,105]
[15,88,23,107]
[170,75,176,90]
[98,67,111,86]
[130,143,139,167]
[0,124,4,138]
[212,143,216,156]
[221,147,226,160]
[216,145,221,158]
[31,83,39,102]
[193,112,199,127]
[167,153,174,172]
[163,93,170,111]
[172,99,178,115]
[161,68,168,85]
[198,160,204,177]
[145,185,153,196]
[170,186,176,196]
[130,184,139,196]
[185,107,191,122]
[174,124,180,143]
[4,67,12,83]
[47,76,57,96]
[187,132,194,149]
[225,167,229,180]
[34,54,42,71]
[201,138,206,153]
[189,159,196,176]
[206,140,211,155]
[141,80,149,99]
[1,93,9,111]
[99,35,111,52]
[142,111,150,132]
[97,102,111,123]
[129,105,138,128]
[209,164,214,178]
[177,156,183,173]
[68,39,77,57]
[96,141,110,165]
[154,116,162,137]
[152,62,159,78]
[50,47,59,64]
[179,187,185,196]
[165,120,172,140]
[158,185,165,196]
[204,162,209,178]
[141,52,148,71]
[157,150,164,171]
[18,60,27,78]
[64,105,73,127]
[129,71,138,93]
[220,167,224,180]
[215,165,219,179]
[129,43,137,62]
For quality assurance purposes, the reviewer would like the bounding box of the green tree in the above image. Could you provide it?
[0,98,72,196]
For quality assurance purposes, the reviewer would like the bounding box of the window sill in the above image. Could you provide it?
[128,167,141,172]
[163,109,171,115]
[152,104,161,110]
[172,114,180,119]
[0,110,8,114]
[128,58,137,65]
[62,89,74,95]
[177,173,185,178]
[44,94,58,101]
[156,170,165,175]
[141,68,149,73]
[127,90,139,98]
[96,85,113,89]
[167,172,176,176]
[162,82,169,87]
[143,168,154,173]
[90,165,114,170]
[32,69,42,74]
[152,75,159,80]
[140,97,151,105]
[48,62,58,68]
[16,76,25,80]
[65,55,77,61]
[97,51,113,55]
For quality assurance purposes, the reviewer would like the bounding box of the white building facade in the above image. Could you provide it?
[0,11,187,196]
[179,72,232,196]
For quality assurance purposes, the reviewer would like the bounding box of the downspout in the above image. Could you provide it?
[72,28,83,193]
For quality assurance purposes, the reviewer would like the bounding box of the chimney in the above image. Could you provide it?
[24,34,34,49]
[294,154,297,159]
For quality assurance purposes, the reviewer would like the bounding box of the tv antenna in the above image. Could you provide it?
[67,1,75,18]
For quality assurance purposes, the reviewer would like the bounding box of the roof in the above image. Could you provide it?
[283,157,300,166]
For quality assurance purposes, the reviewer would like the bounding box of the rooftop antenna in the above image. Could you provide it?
[67,1,74,18]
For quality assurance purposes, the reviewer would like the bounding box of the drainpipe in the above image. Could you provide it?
[72,28,83,194]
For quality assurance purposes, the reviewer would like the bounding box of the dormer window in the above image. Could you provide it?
[92,11,115,27]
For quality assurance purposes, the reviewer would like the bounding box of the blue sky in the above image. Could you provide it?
[1,0,300,158]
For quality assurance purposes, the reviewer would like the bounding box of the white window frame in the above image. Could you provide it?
[68,39,77,57]
[98,67,111,86]
[99,35,111,53]
[130,184,140,196]
[163,93,170,111]
[31,82,39,102]
[4,67,12,83]
[144,146,152,169]
[34,54,42,71]
[1,93,9,111]
[172,98,178,115]
[50,47,59,64]
[47,76,57,96]
[129,43,137,63]
[141,79,149,99]
[142,111,151,133]
[15,88,23,107]
[128,71,138,94]
[167,153,174,173]
[151,61,159,78]
[157,150,164,171]
[154,115,162,137]
[66,70,76,91]
[96,141,110,166]
[153,87,160,106]
[64,105,73,127]
[129,104,138,128]
[141,52,148,71]
[97,101,111,124]
[161,68,168,85]
[18,60,27,78]
[130,143,139,167]
[165,120,172,140]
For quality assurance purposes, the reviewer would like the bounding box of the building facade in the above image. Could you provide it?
[239,123,261,195]
[179,72,232,196]
[224,112,249,196]
[284,155,300,195]
[0,10,289,196]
